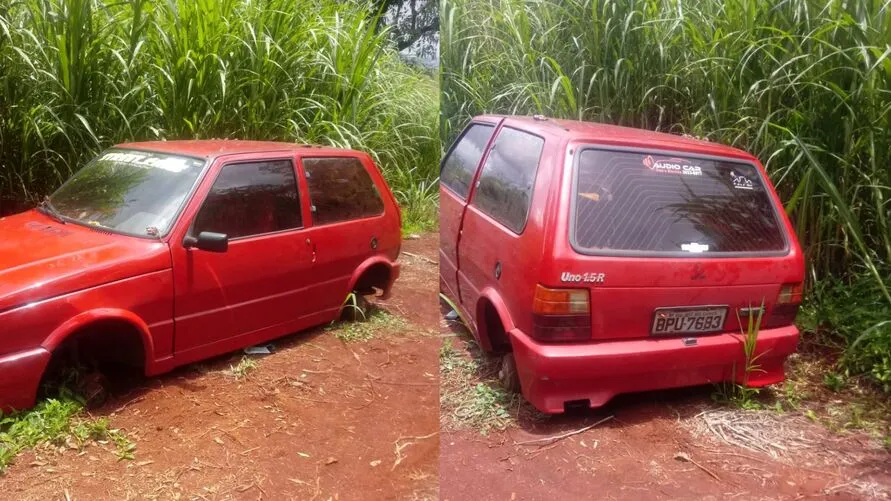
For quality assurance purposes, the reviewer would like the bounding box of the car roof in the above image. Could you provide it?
[476,115,757,161]
[112,140,354,160]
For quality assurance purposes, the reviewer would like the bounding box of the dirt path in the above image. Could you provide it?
[0,234,440,501]
[440,314,891,501]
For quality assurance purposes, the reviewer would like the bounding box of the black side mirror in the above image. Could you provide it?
[184,231,228,252]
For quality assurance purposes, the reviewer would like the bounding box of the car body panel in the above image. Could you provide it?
[439,116,501,308]
[0,211,171,315]
[0,348,52,411]
[510,325,799,413]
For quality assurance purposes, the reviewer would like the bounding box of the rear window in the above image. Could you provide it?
[572,148,786,255]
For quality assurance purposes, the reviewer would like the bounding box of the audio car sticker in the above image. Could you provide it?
[643,155,702,176]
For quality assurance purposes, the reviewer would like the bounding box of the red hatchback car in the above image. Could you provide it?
[0,141,401,411]
[440,116,804,414]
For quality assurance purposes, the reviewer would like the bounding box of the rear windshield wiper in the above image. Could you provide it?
[38,197,67,224]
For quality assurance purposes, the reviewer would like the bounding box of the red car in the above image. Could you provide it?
[440,116,804,414]
[0,141,401,411]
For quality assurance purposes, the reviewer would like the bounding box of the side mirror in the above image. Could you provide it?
[183,232,228,253]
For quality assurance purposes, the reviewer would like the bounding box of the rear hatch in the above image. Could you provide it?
[538,146,803,342]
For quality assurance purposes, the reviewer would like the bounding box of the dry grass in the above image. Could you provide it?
[688,409,820,458]
[439,307,546,433]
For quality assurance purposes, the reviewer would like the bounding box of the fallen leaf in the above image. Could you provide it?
[325,457,337,465]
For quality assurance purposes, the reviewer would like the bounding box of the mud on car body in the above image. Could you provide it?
[440,115,804,414]
[0,140,401,411]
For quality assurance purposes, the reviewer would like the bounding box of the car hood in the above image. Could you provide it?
[0,210,171,313]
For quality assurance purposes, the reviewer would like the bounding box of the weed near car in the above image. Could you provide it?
[328,309,408,343]
[440,335,535,434]
[709,300,890,448]
[0,393,135,472]
[229,357,259,380]
[777,353,890,442]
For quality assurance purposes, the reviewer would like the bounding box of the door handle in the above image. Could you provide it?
[306,238,317,263]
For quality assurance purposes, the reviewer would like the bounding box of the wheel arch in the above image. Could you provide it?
[42,308,155,372]
[347,256,399,299]
[475,288,515,353]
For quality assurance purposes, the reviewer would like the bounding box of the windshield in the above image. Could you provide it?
[49,150,206,237]
[572,148,787,255]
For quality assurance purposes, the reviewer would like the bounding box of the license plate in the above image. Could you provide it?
[651,306,727,335]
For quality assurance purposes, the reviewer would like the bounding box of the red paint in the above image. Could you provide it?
[0,141,400,411]
[441,116,804,414]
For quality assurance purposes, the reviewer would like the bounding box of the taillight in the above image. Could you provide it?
[777,283,803,304]
[531,285,591,342]
[767,282,803,327]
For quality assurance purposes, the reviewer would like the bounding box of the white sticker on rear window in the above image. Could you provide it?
[681,242,709,253]
[643,155,702,176]
[731,171,754,190]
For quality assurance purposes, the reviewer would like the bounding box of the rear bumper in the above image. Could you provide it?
[510,325,799,414]
[0,347,51,412]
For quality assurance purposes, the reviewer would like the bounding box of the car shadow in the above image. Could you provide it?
[75,320,340,417]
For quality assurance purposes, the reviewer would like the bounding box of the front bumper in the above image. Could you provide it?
[510,325,799,414]
[0,347,51,412]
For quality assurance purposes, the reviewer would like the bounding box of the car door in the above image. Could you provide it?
[295,154,392,315]
[456,126,546,332]
[170,155,314,355]
[439,120,499,303]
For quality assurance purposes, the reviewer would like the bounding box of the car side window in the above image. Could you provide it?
[192,160,302,239]
[303,157,385,225]
[472,127,544,233]
[441,123,495,198]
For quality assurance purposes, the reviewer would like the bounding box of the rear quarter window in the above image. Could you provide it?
[572,148,786,255]
[472,127,544,233]
[303,157,385,225]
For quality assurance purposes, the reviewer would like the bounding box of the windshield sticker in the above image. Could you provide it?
[731,171,754,190]
[561,271,605,284]
[681,242,709,253]
[102,152,192,173]
[643,155,702,176]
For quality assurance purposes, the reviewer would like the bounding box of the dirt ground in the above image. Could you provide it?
[0,234,440,501]
[440,314,891,501]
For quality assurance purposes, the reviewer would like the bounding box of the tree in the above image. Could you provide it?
[376,0,438,59]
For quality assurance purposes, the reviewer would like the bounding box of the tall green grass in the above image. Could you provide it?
[442,0,891,385]
[0,0,439,228]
